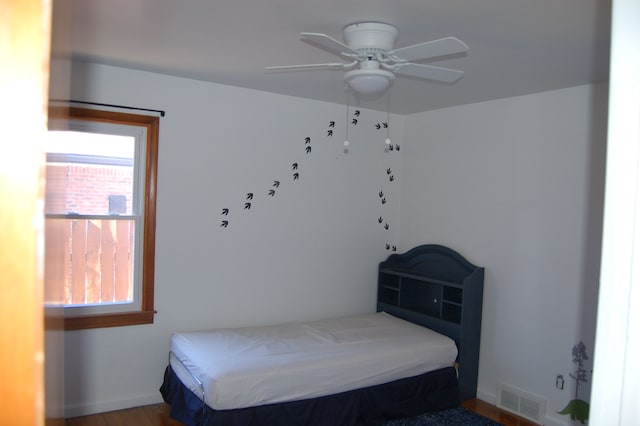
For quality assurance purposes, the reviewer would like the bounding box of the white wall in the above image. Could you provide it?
[401,84,608,425]
[64,62,405,416]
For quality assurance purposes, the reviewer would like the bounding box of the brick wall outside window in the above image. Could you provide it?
[45,163,133,215]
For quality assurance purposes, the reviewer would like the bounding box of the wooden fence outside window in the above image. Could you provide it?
[44,217,134,305]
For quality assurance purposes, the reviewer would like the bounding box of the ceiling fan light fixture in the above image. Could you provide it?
[344,68,394,96]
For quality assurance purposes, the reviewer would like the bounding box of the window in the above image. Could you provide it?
[45,107,159,330]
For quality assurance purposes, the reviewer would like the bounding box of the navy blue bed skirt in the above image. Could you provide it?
[160,365,459,426]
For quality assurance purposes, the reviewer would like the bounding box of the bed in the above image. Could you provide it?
[160,244,484,425]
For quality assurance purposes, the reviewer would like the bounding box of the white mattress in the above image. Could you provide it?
[169,311,457,410]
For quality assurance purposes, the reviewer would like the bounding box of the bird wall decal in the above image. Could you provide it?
[217,107,400,251]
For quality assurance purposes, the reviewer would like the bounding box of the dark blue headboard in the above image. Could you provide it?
[377,244,484,401]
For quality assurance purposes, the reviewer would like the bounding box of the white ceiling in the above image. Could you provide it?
[61,0,612,115]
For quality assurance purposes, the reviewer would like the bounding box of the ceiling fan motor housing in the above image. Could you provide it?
[343,22,398,53]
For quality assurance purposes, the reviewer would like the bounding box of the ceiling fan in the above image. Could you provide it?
[265,22,469,97]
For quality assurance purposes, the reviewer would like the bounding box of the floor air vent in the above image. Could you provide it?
[497,383,546,424]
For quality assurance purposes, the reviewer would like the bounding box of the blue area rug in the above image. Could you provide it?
[384,407,502,426]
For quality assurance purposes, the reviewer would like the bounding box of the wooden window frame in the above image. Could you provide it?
[47,107,159,330]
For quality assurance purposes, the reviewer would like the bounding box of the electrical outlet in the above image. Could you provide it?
[556,374,564,390]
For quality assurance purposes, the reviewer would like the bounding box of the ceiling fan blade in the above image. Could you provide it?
[394,63,464,83]
[300,32,359,56]
[265,62,348,72]
[389,37,468,62]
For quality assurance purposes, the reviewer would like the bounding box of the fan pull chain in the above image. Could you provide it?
[385,89,392,149]
[344,90,350,153]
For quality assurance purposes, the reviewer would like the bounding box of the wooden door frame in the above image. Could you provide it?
[0,0,52,424]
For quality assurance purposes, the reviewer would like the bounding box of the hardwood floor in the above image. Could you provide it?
[66,399,539,425]
[65,404,181,426]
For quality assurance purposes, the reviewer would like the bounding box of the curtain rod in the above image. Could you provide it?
[51,100,166,117]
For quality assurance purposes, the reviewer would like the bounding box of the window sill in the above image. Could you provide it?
[64,310,155,330]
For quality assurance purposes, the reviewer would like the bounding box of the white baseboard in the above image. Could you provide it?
[543,416,569,426]
[65,392,164,418]
[476,388,498,405]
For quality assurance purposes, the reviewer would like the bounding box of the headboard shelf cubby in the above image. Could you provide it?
[376,244,484,401]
